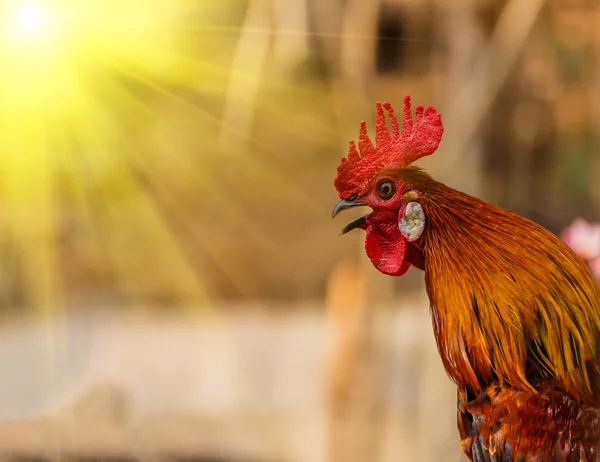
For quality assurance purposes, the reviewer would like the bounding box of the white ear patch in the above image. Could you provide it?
[399,202,425,242]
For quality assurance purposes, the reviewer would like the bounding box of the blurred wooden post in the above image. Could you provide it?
[220,0,313,153]
[325,260,389,462]
[219,0,274,153]
[332,0,381,130]
[308,0,344,78]
[271,0,310,77]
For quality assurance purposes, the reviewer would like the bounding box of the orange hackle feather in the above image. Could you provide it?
[395,167,600,404]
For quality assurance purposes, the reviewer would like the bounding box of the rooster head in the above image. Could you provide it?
[332,95,444,276]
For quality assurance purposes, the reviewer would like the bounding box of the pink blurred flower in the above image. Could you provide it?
[589,256,600,282]
[560,218,600,261]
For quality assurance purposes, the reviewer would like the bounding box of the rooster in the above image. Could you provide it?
[332,95,600,461]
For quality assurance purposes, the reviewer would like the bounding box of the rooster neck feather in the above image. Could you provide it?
[397,167,600,403]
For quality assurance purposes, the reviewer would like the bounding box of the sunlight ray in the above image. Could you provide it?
[75,96,212,310]
[97,79,283,298]
[111,63,326,216]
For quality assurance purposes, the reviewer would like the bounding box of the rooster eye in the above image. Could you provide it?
[377,180,396,199]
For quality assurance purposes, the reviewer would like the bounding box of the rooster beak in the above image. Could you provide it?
[331,199,365,219]
[332,199,368,235]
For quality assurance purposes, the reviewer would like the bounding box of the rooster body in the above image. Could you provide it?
[332,96,600,460]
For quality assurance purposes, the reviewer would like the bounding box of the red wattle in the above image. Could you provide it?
[365,226,410,276]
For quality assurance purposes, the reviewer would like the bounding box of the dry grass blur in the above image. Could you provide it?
[0,0,597,460]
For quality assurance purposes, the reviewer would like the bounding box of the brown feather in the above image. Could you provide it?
[458,383,600,461]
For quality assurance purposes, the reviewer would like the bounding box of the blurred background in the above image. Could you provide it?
[0,0,597,460]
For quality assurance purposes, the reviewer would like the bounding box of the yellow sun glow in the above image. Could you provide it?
[9,1,49,37]
[0,0,236,311]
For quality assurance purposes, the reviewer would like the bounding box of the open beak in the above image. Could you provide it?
[332,199,368,235]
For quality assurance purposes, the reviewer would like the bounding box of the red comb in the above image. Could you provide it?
[334,95,443,197]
